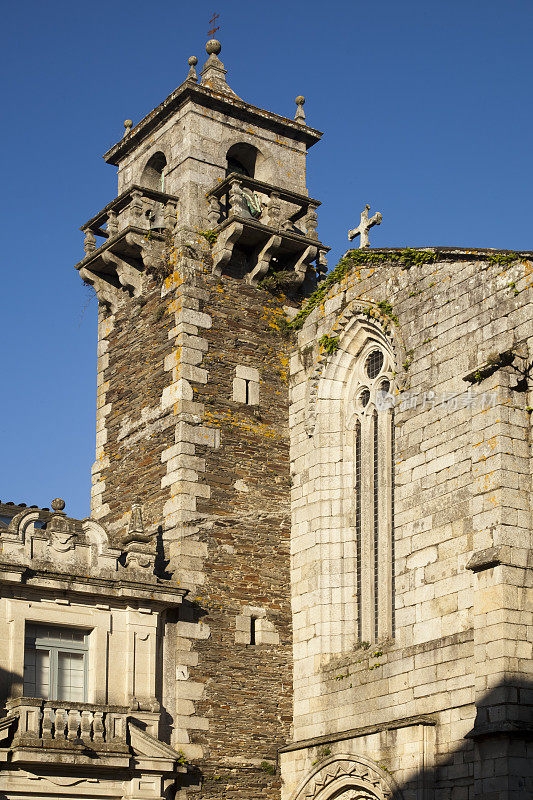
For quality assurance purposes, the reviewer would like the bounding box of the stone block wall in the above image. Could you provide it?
[91,271,175,536]
[283,248,533,799]
[90,236,293,800]
[165,254,294,799]
[115,100,310,231]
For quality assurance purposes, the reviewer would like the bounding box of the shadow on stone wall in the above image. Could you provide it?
[0,666,22,708]
[393,679,533,799]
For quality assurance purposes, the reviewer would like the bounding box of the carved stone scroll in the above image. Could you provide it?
[247,234,282,286]
[212,221,244,276]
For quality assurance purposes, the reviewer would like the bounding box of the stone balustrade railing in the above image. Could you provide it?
[8,697,129,746]
[206,173,320,240]
[81,185,179,256]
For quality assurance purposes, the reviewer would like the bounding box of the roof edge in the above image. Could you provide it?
[346,246,533,258]
[104,82,323,166]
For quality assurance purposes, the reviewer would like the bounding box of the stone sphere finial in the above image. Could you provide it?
[295,96,306,123]
[188,56,198,66]
[51,498,66,512]
[206,39,222,55]
[124,119,133,132]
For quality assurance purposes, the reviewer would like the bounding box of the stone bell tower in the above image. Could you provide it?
[75,38,327,800]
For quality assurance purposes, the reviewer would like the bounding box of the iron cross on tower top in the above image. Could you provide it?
[208,12,220,38]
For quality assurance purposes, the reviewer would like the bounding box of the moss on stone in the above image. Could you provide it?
[289,248,438,330]
[318,334,340,354]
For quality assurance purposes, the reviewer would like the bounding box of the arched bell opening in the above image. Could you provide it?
[141,152,167,192]
[225,142,260,178]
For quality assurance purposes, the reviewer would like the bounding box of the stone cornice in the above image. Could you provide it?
[214,215,329,253]
[465,720,533,739]
[345,246,533,262]
[0,562,186,607]
[104,81,323,166]
[279,714,436,753]
[207,172,321,208]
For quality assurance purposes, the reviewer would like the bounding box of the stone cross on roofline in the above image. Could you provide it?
[348,204,383,248]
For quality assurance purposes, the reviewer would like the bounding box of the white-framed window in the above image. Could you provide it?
[23,625,89,702]
[351,345,395,642]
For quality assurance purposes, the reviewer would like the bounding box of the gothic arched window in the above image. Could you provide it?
[349,342,395,642]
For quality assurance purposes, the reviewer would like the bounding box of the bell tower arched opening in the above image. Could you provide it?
[141,152,167,191]
[225,143,260,178]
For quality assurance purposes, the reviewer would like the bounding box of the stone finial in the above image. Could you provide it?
[206,39,222,55]
[122,502,156,575]
[348,204,383,249]
[123,120,133,138]
[48,499,76,553]
[187,56,198,82]
[295,96,306,123]
[200,39,239,98]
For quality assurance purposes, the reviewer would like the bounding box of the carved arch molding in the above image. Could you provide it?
[292,755,402,800]
[303,301,406,438]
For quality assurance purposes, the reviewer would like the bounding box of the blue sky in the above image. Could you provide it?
[1,0,532,518]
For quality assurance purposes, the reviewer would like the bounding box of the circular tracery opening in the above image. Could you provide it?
[365,349,384,379]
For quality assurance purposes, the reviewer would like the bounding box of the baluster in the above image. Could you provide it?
[266,192,281,228]
[130,190,143,226]
[164,200,177,232]
[107,209,118,238]
[42,707,54,739]
[93,711,105,743]
[67,708,80,740]
[83,229,96,255]
[54,707,67,740]
[305,205,319,240]
[207,196,220,227]
[228,179,246,218]
[80,710,93,742]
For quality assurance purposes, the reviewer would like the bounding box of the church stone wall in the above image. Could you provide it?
[167,260,294,797]
[91,271,175,534]
[283,248,533,799]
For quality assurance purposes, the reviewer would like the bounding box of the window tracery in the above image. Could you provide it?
[350,345,395,642]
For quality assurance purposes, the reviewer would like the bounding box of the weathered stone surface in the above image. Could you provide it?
[285,246,533,800]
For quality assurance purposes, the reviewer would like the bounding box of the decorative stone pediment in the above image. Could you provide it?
[129,722,186,772]
[122,503,156,576]
[1,505,120,575]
